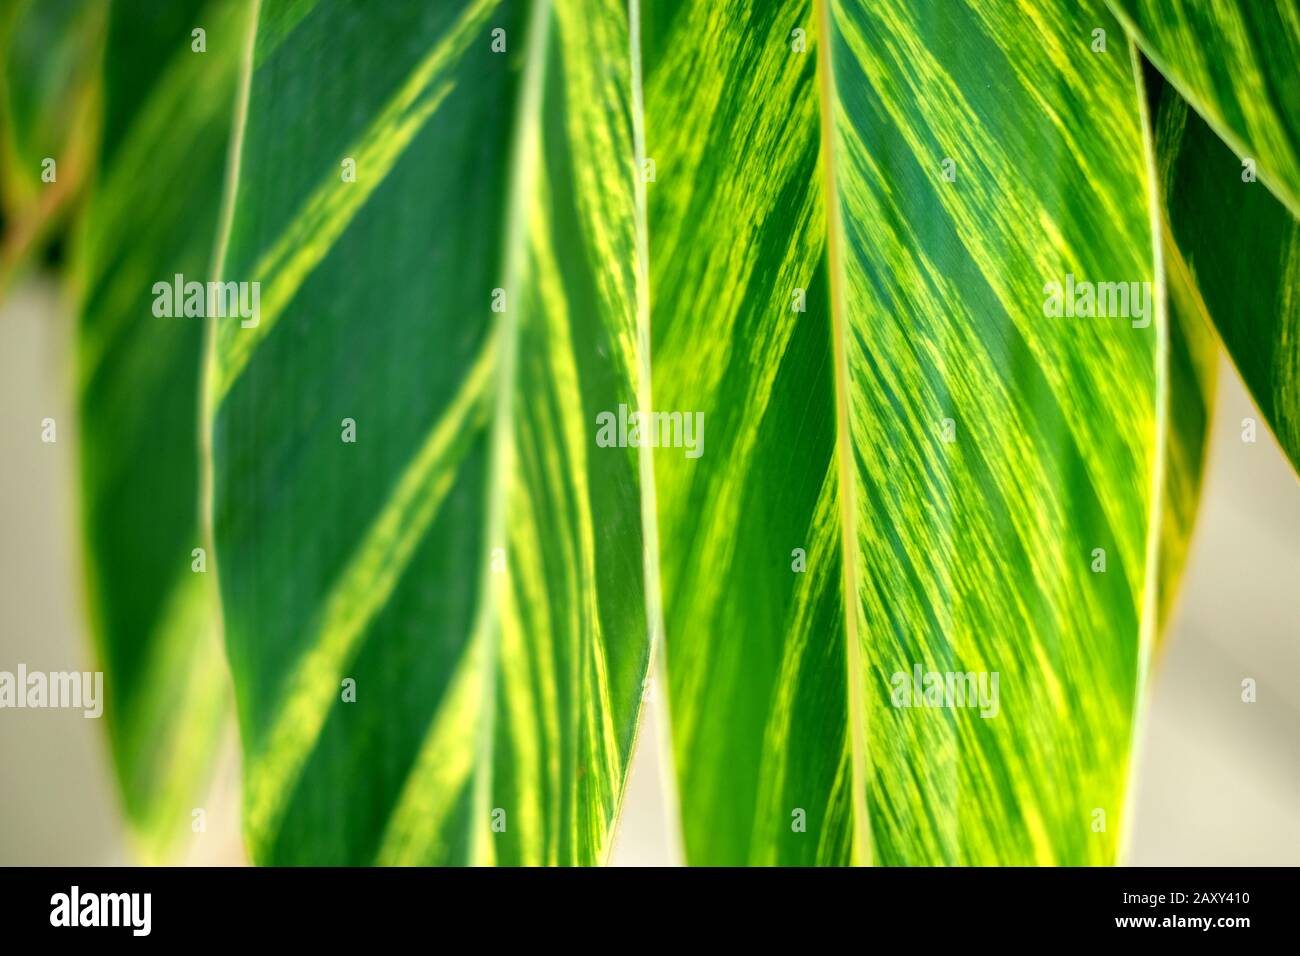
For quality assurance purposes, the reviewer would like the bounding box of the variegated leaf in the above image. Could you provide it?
[1109,0,1300,471]
[208,0,655,865]
[646,0,1168,865]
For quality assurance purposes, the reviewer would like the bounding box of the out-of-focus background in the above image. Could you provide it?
[1,276,1297,865]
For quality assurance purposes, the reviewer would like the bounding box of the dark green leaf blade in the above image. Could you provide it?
[1149,74,1300,474]
[76,0,246,860]
[209,0,654,865]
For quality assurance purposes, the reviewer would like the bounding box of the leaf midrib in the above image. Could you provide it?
[815,0,871,867]
[468,0,554,865]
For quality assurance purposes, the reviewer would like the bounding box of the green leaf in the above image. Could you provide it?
[1106,0,1300,218]
[1148,70,1217,635]
[1157,223,1217,637]
[0,0,100,196]
[208,0,654,865]
[1105,1,1300,473]
[646,0,1165,865]
[1148,70,1300,474]
[0,0,102,286]
[76,0,245,861]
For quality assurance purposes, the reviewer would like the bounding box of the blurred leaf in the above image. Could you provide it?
[646,0,1165,865]
[98,0,223,171]
[0,0,102,288]
[1146,68,1217,637]
[208,0,653,865]
[77,0,247,861]
[1156,228,1217,636]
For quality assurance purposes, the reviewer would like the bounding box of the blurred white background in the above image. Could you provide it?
[2,278,1296,865]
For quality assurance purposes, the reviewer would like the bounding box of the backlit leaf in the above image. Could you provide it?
[646,0,1166,865]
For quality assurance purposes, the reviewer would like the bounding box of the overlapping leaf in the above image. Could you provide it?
[646,0,1168,865]
[76,0,243,859]
[208,0,654,865]
[65,0,1242,869]
[1108,0,1300,217]
[1109,0,1300,471]
[1156,222,1216,636]
[1142,67,1216,636]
